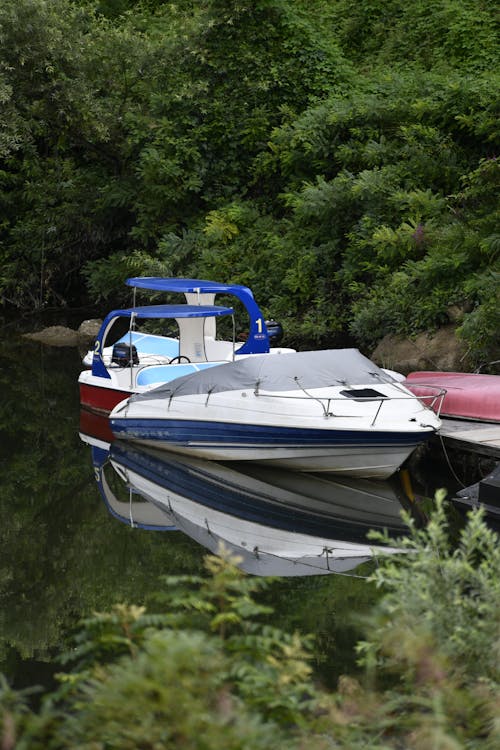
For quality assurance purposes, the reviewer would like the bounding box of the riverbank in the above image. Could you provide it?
[21,318,472,376]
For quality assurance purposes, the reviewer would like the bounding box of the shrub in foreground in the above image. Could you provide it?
[1,499,499,748]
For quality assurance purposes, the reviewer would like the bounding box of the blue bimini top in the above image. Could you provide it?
[125,277,271,355]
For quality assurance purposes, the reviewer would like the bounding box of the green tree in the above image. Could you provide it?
[1,1,499,363]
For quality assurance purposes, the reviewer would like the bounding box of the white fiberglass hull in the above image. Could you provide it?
[111,439,421,478]
[110,381,440,479]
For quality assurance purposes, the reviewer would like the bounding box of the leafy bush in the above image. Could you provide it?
[1,1,498,361]
[332,0,499,71]
[1,501,499,749]
[316,495,500,749]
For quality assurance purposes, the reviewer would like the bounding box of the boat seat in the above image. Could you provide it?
[204,336,241,360]
[136,361,221,387]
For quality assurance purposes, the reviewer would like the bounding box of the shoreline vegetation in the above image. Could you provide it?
[0,0,498,367]
[1,3,499,745]
[1,497,499,748]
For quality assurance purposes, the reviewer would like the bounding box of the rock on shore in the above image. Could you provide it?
[23,319,102,347]
[371,325,469,374]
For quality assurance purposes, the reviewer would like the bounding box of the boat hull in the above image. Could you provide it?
[109,417,435,478]
[79,382,132,416]
[405,371,500,423]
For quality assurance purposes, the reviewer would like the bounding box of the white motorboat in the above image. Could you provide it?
[79,277,294,414]
[110,349,442,479]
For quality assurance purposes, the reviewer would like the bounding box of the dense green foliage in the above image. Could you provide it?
[1,500,499,748]
[1,0,499,362]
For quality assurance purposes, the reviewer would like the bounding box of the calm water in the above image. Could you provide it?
[0,317,476,691]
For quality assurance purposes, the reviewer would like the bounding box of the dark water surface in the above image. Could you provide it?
[0,317,473,692]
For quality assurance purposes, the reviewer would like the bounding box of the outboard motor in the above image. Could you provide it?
[111,342,139,367]
[265,320,284,346]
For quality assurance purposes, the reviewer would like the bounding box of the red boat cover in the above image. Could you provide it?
[405,371,500,423]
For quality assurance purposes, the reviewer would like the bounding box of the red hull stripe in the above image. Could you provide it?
[79,383,132,415]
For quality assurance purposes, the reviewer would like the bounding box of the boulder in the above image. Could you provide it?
[371,325,469,375]
[23,325,80,347]
[23,319,103,349]
[77,318,102,344]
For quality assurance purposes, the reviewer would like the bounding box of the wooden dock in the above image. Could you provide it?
[430,419,500,518]
[438,419,500,460]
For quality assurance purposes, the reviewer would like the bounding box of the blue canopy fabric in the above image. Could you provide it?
[110,304,234,319]
[126,278,252,295]
[124,277,270,356]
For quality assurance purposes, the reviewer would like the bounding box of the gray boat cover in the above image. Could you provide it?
[130,349,394,402]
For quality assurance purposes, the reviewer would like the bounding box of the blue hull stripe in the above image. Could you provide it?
[110,418,432,448]
[111,444,407,541]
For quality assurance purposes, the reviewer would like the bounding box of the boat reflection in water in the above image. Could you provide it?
[80,412,414,576]
[90,443,178,532]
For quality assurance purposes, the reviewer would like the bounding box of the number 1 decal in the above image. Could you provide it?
[256,318,263,333]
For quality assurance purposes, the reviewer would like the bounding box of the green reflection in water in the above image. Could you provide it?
[0,319,381,691]
[0,323,204,685]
